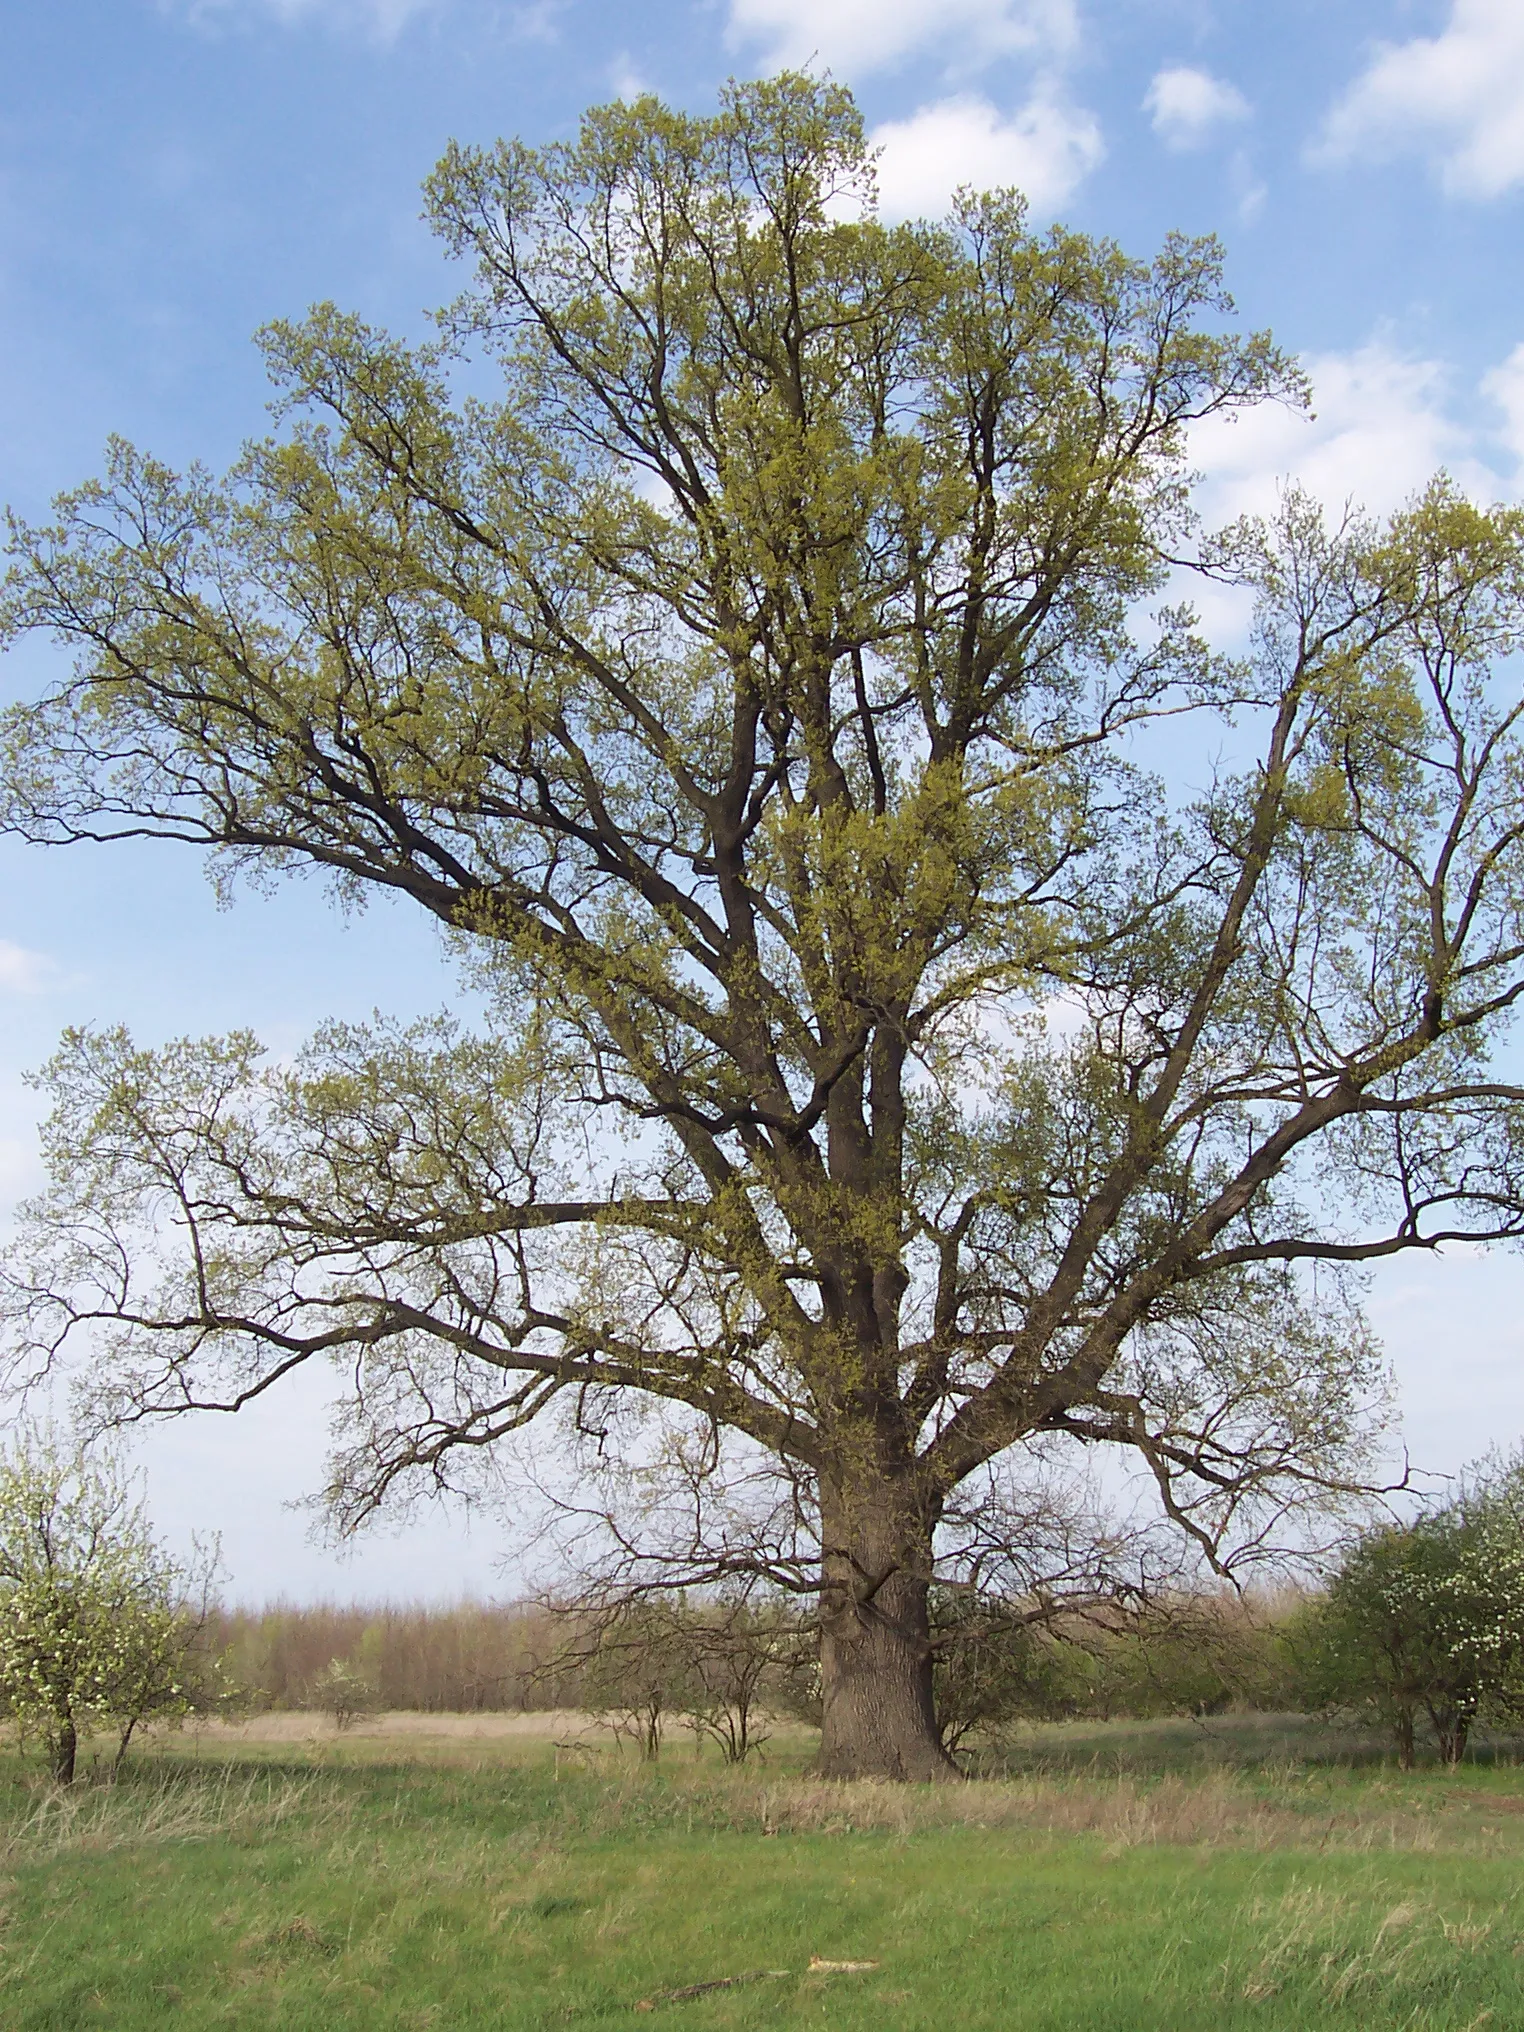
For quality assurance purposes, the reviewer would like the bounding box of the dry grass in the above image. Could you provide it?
[0,1764,333,1867]
[1237,1884,1514,2010]
[668,1768,1326,1849]
[505,1754,1524,1857]
[171,1705,607,1746]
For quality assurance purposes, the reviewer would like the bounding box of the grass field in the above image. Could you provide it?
[3,1716,1523,2030]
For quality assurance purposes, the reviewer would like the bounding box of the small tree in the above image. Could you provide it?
[542,1586,800,1761]
[679,1588,804,1763]
[1308,1472,1524,1766]
[308,1655,379,1731]
[573,1599,698,1760]
[0,1433,218,1782]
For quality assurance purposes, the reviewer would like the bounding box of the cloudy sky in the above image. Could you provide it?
[2,0,1524,1599]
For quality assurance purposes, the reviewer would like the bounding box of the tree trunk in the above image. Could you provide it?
[1428,1703,1470,1767]
[816,1478,958,1782]
[639,1695,662,1761]
[1394,1706,1415,1771]
[52,1717,78,1786]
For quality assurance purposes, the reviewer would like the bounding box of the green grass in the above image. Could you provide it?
[3,1720,1524,2029]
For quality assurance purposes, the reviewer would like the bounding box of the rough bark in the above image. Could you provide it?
[816,1480,959,1781]
[52,1717,77,1787]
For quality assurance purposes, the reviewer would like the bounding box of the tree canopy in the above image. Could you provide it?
[5,76,1524,1776]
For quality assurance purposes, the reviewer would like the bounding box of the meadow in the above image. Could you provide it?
[2,1716,1523,2030]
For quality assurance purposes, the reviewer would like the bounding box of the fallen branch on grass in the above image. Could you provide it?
[634,1957,880,2007]
[635,1970,791,2008]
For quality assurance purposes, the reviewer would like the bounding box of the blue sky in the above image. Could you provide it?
[3,0,1524,1600]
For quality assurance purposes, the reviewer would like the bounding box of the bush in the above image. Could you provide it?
[308,1656,379,1731]
[1305,1466,1524,1765]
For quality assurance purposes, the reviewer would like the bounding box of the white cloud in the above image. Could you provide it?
[871,93,1103,220]
[1143,66,1250,151]
[1179,340,1517,646]
[508,1,562,42]
[1189,342,1503,534]
[610,53,650,102]
[1233,163,1267,226]
[726,0,1076,78]
[1482,342,1524,465]
[1318,0,1524,198]
[0,941,57,996]
[730,0,1101,220]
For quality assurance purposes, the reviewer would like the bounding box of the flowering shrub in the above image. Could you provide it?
[308,1656,377,1730]
[1308,1464,1524,1766]
[0,1433,221,1782]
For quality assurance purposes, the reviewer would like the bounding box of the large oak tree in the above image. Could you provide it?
[5,78,1524,1778]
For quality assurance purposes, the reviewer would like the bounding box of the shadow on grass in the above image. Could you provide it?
[964,1712,1524,1780]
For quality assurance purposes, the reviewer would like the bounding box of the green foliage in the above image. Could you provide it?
[1303,1466,1524,1765]
[0,1432,221,1781]
[6,73,1524,1774]
[931,1590,1304,1747]
[1074,1601,1305,1723]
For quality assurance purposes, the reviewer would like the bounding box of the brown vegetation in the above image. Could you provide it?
[204,1588,1309,1730]
[206,1601,576,1715]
